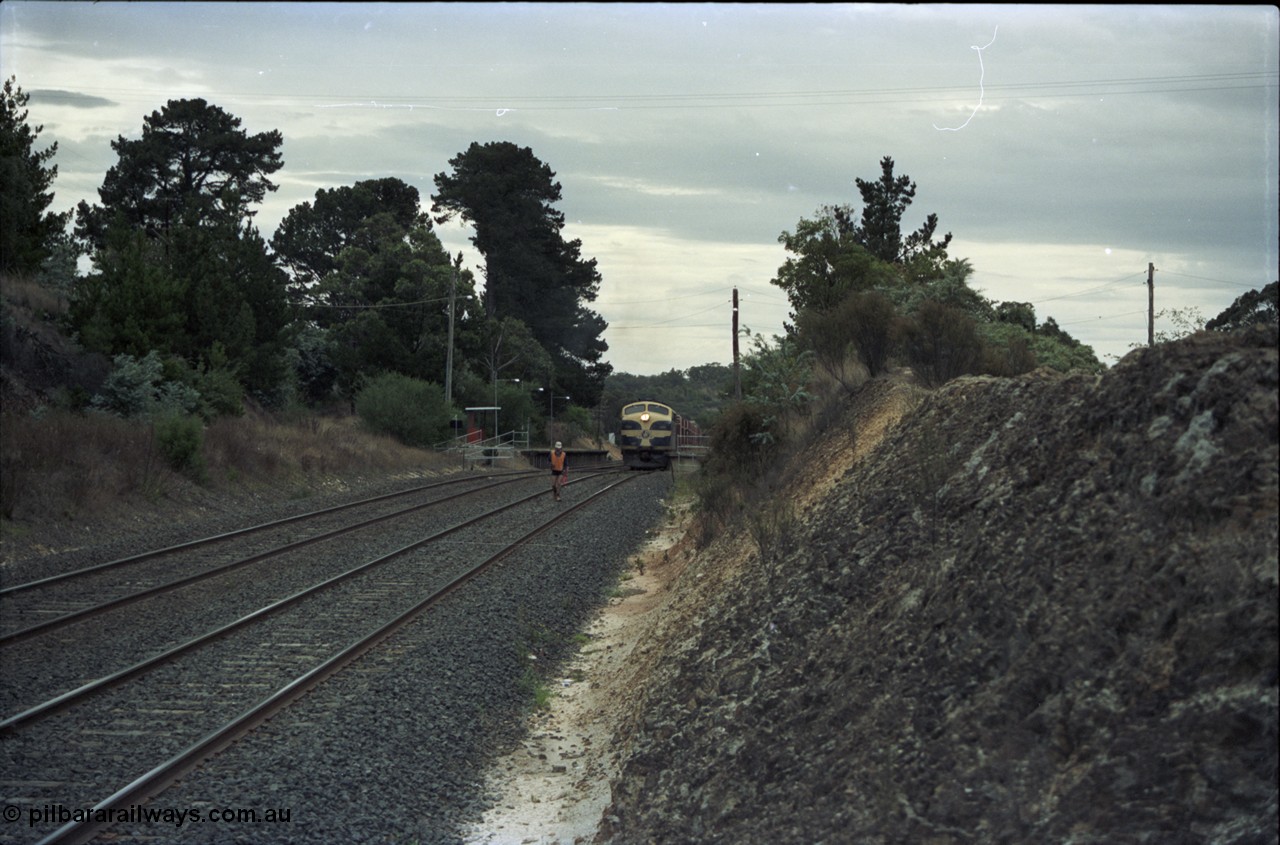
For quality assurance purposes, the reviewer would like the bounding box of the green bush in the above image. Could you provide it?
[900,300,985,387]
[192,365,245,418]
[354,372,451,447]
[556,403,594,444]
[739,333,814,442]
[154,413,206,480]
[1030,330,1106,374]
[978,321,1037,377]
[702,401,772,480]
[799,288,898,381]
[93,351,165,417]
[92,350,237,419]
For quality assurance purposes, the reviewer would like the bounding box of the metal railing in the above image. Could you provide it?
[676,434,711,459]
[437,430,531,468]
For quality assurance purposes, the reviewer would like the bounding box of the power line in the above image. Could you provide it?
[602,287,733,306]
[734,285,791,304]
[298,295,451,310]
[1159,271,1266,289]
[1030,271,1147,304]
[1057,309,1149,327]
[607,301,730,330]
[607,324,726,331]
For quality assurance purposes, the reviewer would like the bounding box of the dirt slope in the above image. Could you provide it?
[600,328,1278,844]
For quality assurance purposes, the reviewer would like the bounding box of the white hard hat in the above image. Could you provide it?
[554,441,562,449]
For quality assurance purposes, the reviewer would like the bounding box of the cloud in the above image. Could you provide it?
[3,2,1274,376]
[578,174,722,199]
[28,89,116,108]
[956,237,1263,364]
[569,223,791,373]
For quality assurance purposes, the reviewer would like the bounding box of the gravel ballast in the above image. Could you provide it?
[15,469,674,845]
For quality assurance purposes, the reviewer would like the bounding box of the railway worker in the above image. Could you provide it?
[549,441,567,501]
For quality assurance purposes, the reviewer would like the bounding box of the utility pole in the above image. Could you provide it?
[1147,262,1156,346]
[445,252,460,404]
[732,287,742,401]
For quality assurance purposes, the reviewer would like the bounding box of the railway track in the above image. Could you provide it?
[0,468,639,845]
[0,469,543,638]
[0,469,620,717]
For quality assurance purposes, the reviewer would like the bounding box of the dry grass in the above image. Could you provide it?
[0,274,67,318]
[0,273,466,560]
[1,410,158,522]
[202,410,444,483]
[0,406,458,552]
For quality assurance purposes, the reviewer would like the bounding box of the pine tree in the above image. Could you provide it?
[432,141,611,404]
[0,77,69,275]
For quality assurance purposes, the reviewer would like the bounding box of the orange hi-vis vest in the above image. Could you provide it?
[550,449,566,471]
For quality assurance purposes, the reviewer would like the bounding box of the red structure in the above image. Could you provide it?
[464,407,497,443]
[673,415,708,457]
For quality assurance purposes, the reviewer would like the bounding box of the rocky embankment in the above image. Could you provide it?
[601,328,1278,844]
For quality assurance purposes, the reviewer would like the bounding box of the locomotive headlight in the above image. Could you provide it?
[640,413,650,422]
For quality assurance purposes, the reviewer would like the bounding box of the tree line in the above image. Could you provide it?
[690,154,1278,503]
[4,77,1275,455]
[2,79,608,447]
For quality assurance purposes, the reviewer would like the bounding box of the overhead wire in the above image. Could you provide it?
[297,294,452,309]
[601,286,734,306]
[1159,271,1267,289]
[1029,271,1147,304]
[608,300,732,330]
[1057,309,1150,326]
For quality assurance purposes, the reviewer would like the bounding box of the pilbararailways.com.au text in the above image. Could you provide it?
[8,803,292,828]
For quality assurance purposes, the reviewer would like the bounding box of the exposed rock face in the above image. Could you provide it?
[602,329,1278,844]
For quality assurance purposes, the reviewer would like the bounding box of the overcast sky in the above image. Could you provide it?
[2,2,1276,374]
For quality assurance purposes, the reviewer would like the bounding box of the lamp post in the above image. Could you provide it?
[550,393,570,439]
[494,378,520,439]
[536,389,571,443]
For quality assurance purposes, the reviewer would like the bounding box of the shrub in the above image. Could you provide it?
[800,289,899,383]
[995,300,1037,333]
[747,500,800,562]
[978,322,1037,377]
[900,301,985,387]
[154,413,206,480]
[289,326,338,405]
[692,470,741,548]
[702,401,772,481]
[155,379,202,416]
[92,350,225,419]
[192,365,245,418]
[554,403,593,445]
[1030,329,1105,374]
[739,333,814,444]
[93,351,165,417]
[846,290,898,378]
[354,372,451,447]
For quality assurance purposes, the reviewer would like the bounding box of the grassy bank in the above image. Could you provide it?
[0,405,457,555]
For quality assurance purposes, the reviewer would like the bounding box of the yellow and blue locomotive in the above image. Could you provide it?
[619,400,677,469]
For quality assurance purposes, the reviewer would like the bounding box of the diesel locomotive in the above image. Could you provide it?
[619,400,701,469]
[619,400,675,469]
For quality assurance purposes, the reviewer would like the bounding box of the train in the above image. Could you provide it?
[618,400,701,469]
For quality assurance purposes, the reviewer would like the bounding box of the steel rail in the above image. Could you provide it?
[0,469,540,597]
[0,473,543,647]
[31,472,638,845]
[0,471,616,733]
